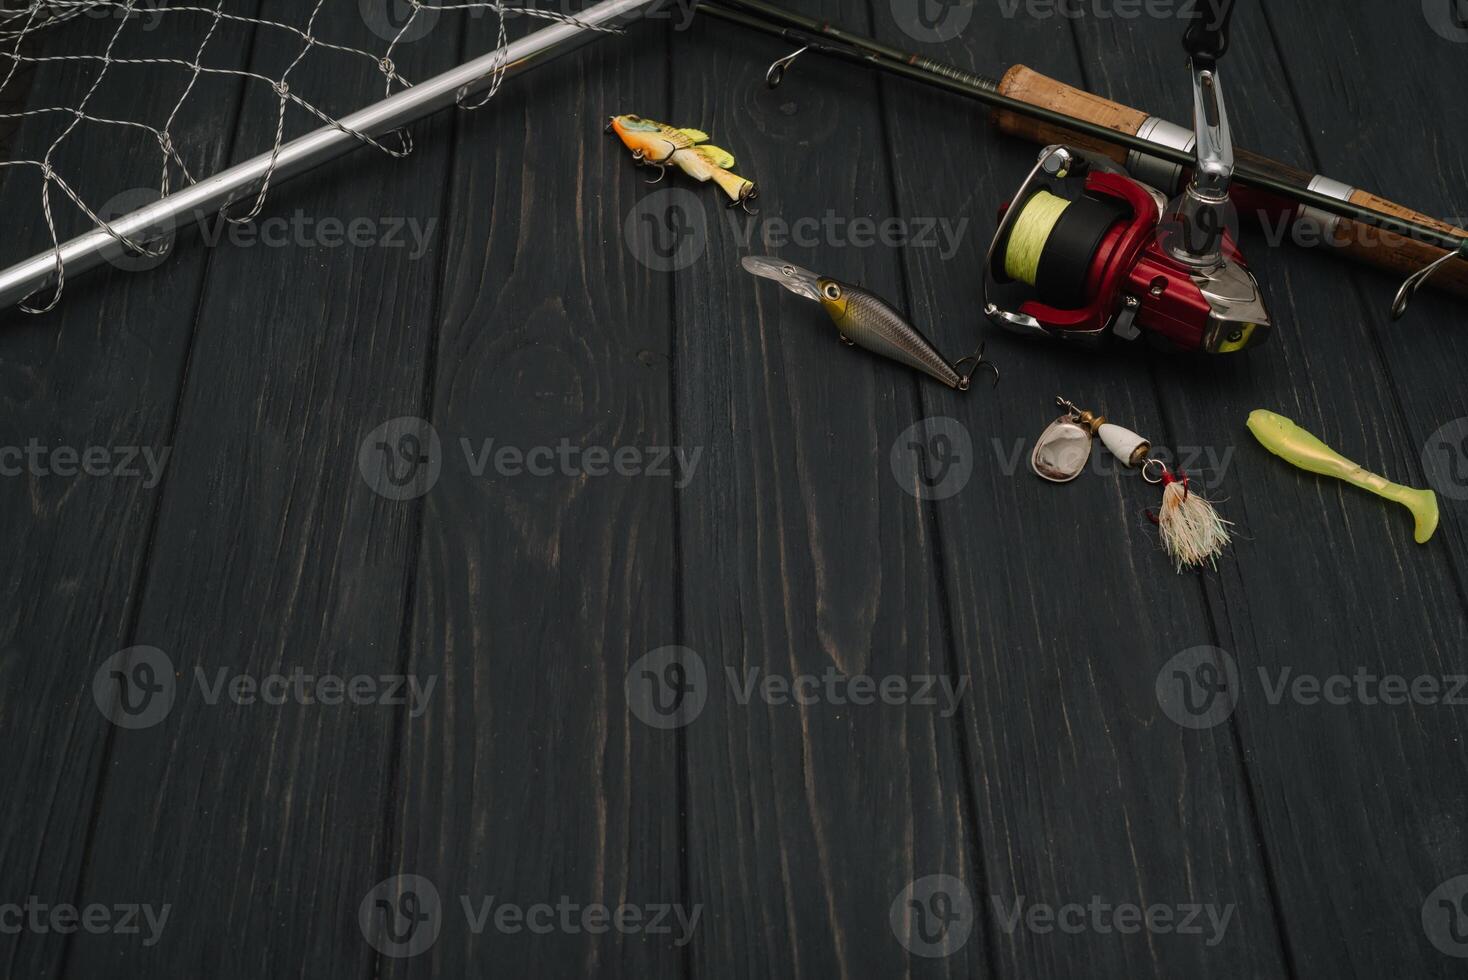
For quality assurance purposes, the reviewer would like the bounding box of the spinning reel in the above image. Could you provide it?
[982,0,1271,354]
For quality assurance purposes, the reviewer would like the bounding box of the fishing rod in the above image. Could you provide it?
[698,0,1468,318]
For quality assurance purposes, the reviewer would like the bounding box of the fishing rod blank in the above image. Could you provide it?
[701,0,1468,308]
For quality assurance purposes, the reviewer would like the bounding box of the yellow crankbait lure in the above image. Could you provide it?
[608,114,757,212]
[1247,410,1439,544]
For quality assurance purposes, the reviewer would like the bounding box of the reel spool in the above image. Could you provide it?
[981,145,1270,354]
[995,187,1132,310]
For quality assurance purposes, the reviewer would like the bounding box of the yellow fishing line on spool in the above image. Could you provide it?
[1003,189,1071,286]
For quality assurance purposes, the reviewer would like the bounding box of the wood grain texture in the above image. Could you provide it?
[1,1,1464,978]
[1070,2,1468,975]
[0,7,261,979]
[873,6,1282,978]
[40,3,465,977]
[378,14,685,979]
[672,3,979,976]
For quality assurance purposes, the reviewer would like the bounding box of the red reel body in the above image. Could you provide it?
[986,148,1271,354]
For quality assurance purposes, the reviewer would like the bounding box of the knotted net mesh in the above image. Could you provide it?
[0,0,618,312]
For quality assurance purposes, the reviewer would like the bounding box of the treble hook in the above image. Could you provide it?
[766,45,808,89]
[628,148,668,184]
[1391,240,1468,320]
[728,186,759,216]
[955,343,1001,391]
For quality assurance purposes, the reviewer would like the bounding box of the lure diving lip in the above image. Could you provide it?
[741,255,996,390]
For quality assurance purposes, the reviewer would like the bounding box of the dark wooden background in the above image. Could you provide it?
[3,0,1467,976]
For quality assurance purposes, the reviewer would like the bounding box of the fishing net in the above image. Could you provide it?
[0,0,619,312]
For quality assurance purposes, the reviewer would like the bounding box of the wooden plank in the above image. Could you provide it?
[377,13,685,979]
[672,3,980,976]
[866,6,1286,978]
[51,4,464,976]
[0,7,260,979]
[1066,3,1468,976]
